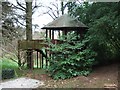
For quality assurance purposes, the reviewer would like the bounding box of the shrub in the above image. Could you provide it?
[46,32,97,80]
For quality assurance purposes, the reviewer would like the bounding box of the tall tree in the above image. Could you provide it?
[2,2,16,41]
[1,2,26,67]
[2,0,42,69]
[26,1,33,69]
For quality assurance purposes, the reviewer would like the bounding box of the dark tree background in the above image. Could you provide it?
[68,2,120,65]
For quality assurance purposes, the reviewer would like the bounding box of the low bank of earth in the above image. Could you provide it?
[1,63,118,88]
[25,63,118,88]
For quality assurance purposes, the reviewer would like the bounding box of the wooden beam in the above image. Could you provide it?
[46,49,48,68]
[46,29,48,39]
[40,53,42,68]
[37,51,38,68]
[58,30,60,38]
[42,54,44,68]
[49,30,51,39]
[52,30,54,40]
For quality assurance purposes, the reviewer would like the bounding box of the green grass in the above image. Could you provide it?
[1,58,18,69]
[0,58,19,79]
[0,58,47,78]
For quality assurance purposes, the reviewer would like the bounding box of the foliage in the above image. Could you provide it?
[1,58,18,79]
[68,2,120,64]
[88,15,119,63]
[1,58,18,69]
[2,2,13,18]
[2,2,24,41]
[46,32,97,80]
[1,2,25,64]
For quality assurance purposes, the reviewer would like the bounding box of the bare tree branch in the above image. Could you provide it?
[12,3,25,11]
[16,0,26,11]
[46,6,58,18]
[32,2,42,11]
[48,13,56,20]
[63,2,69,10]
[12,16,26,26]
[50,2,58,10]
[76,0,82,5]
[39,2,68,20]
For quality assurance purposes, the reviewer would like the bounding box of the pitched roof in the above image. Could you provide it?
[41,14,88,30]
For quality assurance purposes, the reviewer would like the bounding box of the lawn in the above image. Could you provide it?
[1,58,18,69]
[1,58,46,78]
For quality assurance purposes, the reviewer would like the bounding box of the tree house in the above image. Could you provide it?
[18,14,88,69]
[42,14,88,40]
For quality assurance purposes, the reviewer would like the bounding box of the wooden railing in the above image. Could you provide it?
[18,40,46,50]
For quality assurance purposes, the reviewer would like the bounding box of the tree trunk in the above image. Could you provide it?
[26,1,33,69]
[61,2,64,15]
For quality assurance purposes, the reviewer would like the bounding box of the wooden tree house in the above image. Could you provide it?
[18,14,88,69]
[42,14,88,40]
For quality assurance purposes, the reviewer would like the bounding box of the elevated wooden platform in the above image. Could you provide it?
[18,39,62,50]
[18,39,62,69]
[18,40,46,50]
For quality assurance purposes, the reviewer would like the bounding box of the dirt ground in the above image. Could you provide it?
[23,63,118,88]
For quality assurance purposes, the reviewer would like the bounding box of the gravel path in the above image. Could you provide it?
[0,77,44,89]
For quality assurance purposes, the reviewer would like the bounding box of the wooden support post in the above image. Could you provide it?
[45,49,48,68]
[46,29,48,39]
[18,41,21,67]
[45,29,48,68]
[62,30,67,36]
[42,54,44,68]
[58,30,60,38]
[49,29,52,64]
[49,30,51,39]
[52,30,54,40]
[40,53,41,68]
[62,30,67,39]
[37,51,38,68]
[26,50,33,69]
[65,30,67,35]
[31,50,33,69]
